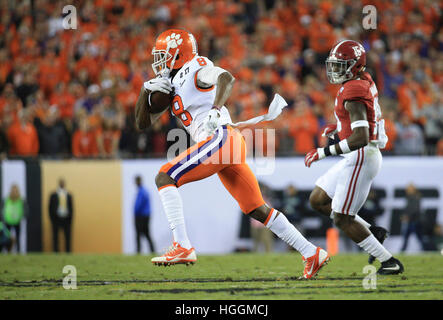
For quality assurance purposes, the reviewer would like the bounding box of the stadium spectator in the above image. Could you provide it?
[49,83,76,120]
[289,98,318,154]
[0,123,8,159]
[96,119,121,158]
[71,117,98,158]
[49,178,73,253]
[34,106,69,157]
[382,109,398,154]
[0,0,441,158]
[1,184,27,253]
[7,108,39,157]
[401,183,424,252]
[395,114,425,155]
[15,71,39,107]
[419,92,443,155]
[133,176,155,254]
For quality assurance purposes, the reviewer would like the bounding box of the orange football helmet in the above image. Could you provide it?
[152,29,198,76]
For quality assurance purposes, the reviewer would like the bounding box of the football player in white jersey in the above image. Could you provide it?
[135,29,329,279]
[304,40,403,275]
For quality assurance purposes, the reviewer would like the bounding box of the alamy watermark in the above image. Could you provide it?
[362,265,377,290]
[63,265,77,289]
[62,5,77,30]
[166,128,276,176]
[362,5,377,30]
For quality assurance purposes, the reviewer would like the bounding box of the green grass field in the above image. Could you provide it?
[0,253,442,300]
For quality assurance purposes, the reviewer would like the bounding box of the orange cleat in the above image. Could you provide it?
[301,247,330,279]
[151,242,197,266]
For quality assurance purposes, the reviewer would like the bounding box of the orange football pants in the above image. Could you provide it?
[159,125,265,214]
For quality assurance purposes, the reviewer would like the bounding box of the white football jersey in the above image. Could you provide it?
[169,55,232,142]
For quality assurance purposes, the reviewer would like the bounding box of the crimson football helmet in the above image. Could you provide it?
[325,40,366,84]
[151,29,198,76]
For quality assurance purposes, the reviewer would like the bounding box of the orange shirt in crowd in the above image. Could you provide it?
[7,122,39,156]
[50,91,76,119]
[383,118,397,151]
[289,109,319,154]
[96,128,121,155]
[72,130,98,157]
[309,20,336,54]
[397,82,432,122]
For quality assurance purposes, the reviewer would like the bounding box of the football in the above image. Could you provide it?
[149,91,173,114]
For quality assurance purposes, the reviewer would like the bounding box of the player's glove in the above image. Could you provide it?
[304,148,326,168]
[321,124,338,138]
[143,78,172,94]
[205,107,222,135]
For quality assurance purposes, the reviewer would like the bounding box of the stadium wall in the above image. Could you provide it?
[120,157,443,254]
[1,157,442,254]
[40,160,122,253]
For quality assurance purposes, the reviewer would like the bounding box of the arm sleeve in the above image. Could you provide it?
[196,66,228,87]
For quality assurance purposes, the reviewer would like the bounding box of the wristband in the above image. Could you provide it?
[351,120,369,130]
[317,148,326,160]
[329,144,338,155]
[339,139,351,153]
[322,144,337,157]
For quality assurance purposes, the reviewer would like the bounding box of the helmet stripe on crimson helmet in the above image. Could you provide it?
[331,39,352,56]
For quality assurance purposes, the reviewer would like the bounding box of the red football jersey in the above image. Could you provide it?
[334,72,381,141]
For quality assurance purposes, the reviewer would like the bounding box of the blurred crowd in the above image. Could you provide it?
[0,0,442,159]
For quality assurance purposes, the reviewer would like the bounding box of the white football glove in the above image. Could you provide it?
[205,108,221,135]
[143,77,172,95]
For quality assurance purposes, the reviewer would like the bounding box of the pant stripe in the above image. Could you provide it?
[167,128,221,176]
[345,148,365,214]
[169,126,228,181]
[341,148,361,214]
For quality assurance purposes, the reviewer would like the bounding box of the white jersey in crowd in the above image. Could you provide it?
[169,55,232,142]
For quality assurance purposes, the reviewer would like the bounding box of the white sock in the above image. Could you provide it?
[265,210,317,258]
[354,215,371,229]
[158,186,192,249]
[357,234,392,262]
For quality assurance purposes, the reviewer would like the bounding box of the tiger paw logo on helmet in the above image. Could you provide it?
[166,33,183,49]
[151,29,198,76]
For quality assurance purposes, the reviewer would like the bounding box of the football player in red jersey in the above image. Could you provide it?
[304,40,404,275]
